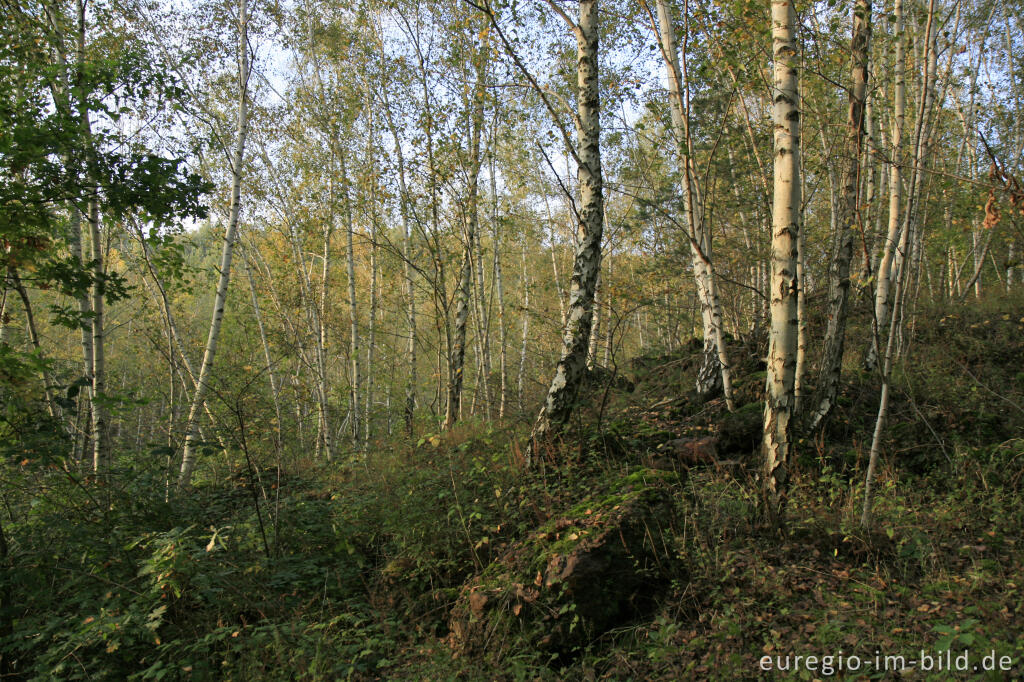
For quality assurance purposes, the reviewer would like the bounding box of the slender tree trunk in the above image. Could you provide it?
[0,278,8,348]
[603,247,614,366]
[444,32,488,430]
[178,0,249,487]
[136,227,231,459]
[893,10,943,363]
[1008,240,1016,290]
[70,209,94,464]
[73,0,108,472]
[947,246,955,299]
[763,0,802,523]
[387,114,417,435]
[862,170,914,528]
[518,236,530,411]
[543,193,567,328]
[314,161,335,461]
[48,3,94,465]
[528,0,603,455]
[244,256,283,453]
[87,197,106,473]
[859,96,880,279]
[972,234,983,300]
[988,253,1002,289]
[491,145,508,418]
[867,121,889,279]
[654,0,734,408]
[471,218,492,418]
[893,0,937,305]
[807,0,872,432]
[365,209,378,444]
[818,126,842,258]
[365,120,380,445]
[866,0,905,372]
[446,245,473,429]
[341,153,361,449]
[8,267,58,418]
[588,271,601,369]
[958,231,995,303]
[794,192,807,412]
[316,257,333,460]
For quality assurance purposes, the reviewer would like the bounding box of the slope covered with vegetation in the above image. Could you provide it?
[3,298,1022,680]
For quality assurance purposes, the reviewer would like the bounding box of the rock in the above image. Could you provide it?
[448,469,680,660]
[717,401,763,455]
[583,365,635,393]
[661,436,719,466]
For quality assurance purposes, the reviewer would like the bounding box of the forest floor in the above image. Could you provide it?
[5,297,1024,680]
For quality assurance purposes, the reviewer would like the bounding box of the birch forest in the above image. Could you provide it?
[2,0,1024,677]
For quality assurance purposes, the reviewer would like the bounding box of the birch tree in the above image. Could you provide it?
[67,0,110,472]
[865,0,905,373]
[526,0,604,454]
[341,152,361,448]
[762,0,801,522]
[380,92,418,434]
[179,0,251,487]
[489,127,509,417]
[650,0,735,409]
[444,25,489,430]
[806,0,872,432]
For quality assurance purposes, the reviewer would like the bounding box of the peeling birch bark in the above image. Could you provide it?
[763,0,801,523]
[528,0,604,457]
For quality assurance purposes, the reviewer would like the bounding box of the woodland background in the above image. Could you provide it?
[1,0,1023,678]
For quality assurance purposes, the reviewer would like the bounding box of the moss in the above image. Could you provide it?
[735,400,764,415]
[448,468,682,660]
[734,370,767,388]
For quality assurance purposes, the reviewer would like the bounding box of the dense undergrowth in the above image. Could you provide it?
[2,297,1023,680]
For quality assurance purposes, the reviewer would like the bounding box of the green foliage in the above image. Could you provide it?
[0,0,212,340]
[0,347,69,463]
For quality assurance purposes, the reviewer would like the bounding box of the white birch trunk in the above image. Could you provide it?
[472,218,492,418]
[763,0,802,522]
[587,271,601,369]
[866,0,905,373]
[244,256,283,452]
[603,248,613,367]
[178,0,249,487]
[807,0,872,432]
[490,144,508,418]
[70,208,94,464]
[8,268,58,418]
[87,196,106,474]
[391,118,417,434]
[0,280,8,348]
[73,0,108,472]
[46,3,94,464]
[654,0,734,408]
[1007,240,1016,290]
[341,153,360,449]
[444,31,488,429]
[861,176,914,528]
[518,236,530,411]
[543,193,568,328]
[446,245,473,428]
[364,117,380,445]
[528,0,603,453]
[892,0,937,301]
